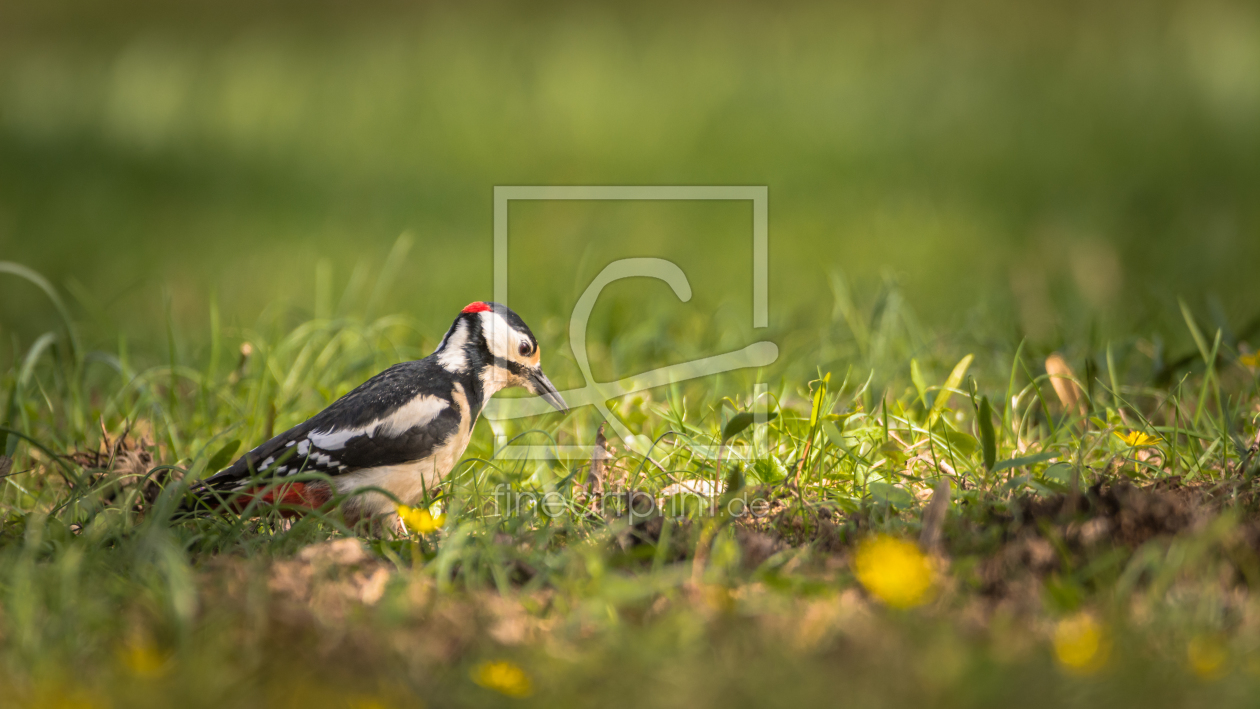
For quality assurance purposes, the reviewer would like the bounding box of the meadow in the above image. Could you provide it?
[3,1,1260,706]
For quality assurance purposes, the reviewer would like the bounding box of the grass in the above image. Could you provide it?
[4,1,1260,705]
[2,257,1260,708]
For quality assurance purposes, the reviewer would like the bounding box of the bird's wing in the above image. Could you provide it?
[201,360,464,491]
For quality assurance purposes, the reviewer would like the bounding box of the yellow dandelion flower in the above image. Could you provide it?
[852,535,934,609]
[1115,430,1160,447]
[1239,352,1260,370]
[1053,613,1109,674]
[119,636,169,678]
[1188,635,1229,680]
[397,505,445,535]
[471,660,533,698]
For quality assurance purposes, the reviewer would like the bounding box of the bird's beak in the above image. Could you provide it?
[528,370,568,413]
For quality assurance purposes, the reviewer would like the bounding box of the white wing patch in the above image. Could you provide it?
[377,393,450,436]
[334,382,477,516]
[305,427,360,451]
[436,320,470,372]
[308,394,450,451]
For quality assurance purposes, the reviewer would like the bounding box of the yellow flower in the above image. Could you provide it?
[397,505,445,535]
[471,660,533,698]
[1188,635,1229,680]
[1053,613,1109,674]
[852,535,934,609]
[119,636,169,678]
[1240,352,1260,370]
[1115,430,1160,447]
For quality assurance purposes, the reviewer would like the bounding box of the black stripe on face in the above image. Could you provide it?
[490,355,530,377]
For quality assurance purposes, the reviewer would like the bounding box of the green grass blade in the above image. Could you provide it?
[928,354,973,427]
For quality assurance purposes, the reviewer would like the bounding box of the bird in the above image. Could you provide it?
[186,301,567,523]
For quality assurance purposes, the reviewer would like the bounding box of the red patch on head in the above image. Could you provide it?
[461,301,493,314]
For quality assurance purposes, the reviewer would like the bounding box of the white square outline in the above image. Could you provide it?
[485,185,771,462]
[493,186,767,328]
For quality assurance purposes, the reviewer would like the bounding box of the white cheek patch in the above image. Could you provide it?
[478,310,526,361]
[308,395,449,450]
[436,320,470,372]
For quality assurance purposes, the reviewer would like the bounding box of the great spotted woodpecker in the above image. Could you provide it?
[189,302,567,522]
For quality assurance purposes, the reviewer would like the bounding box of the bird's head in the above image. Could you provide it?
[435,301,568,412]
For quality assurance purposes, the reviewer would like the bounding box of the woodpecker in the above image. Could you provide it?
[188,302,567,522]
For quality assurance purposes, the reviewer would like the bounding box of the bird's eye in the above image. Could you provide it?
[518,340,532,357]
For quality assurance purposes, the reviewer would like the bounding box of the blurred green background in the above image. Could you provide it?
[2,0,1259,372]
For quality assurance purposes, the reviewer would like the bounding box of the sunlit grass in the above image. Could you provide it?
[3,2,1260,704]
[2,254,1259,706]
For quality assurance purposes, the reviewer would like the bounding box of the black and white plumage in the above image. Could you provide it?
[189,302,567,520]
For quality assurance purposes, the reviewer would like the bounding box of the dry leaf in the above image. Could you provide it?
[1045,353,1086,416]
